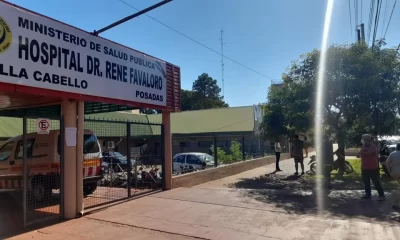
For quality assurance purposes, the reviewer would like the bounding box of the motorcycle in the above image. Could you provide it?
[309,155,354,175]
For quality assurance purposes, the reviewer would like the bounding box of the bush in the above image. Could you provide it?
[230,141,242,161]
[210,141,243,164]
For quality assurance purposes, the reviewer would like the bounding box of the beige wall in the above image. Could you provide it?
[172,153,290,188]
[172,148,315,188]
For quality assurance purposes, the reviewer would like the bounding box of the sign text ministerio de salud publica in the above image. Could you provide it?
[0,2,167,106]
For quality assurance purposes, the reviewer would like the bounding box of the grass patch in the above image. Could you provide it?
[308,159,398,190]
[345,148,359,151]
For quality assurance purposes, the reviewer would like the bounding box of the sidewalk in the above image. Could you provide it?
[8,156,400,240]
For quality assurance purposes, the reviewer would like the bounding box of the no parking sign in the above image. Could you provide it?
[37,118,50,134]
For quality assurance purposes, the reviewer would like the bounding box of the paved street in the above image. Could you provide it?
[8,154,400,240]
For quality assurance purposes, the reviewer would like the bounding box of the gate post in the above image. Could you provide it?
[76,101,84,216]
[62,99,78,219]
[22,116,27,227]
[126,123,132,197]
[162,111,172,190]
[161,124,165,190]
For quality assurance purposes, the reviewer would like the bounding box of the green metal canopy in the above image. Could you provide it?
[0,102,140,118]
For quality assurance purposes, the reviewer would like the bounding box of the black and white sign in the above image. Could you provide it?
[0,2,167,106]
[37,118,50,134]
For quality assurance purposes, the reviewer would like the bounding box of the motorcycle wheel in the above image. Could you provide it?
[310,162,317,174]
[344,161,354,174]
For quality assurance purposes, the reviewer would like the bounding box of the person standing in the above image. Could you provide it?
[356,134,385,201]
[291,134,306,175]
[385,143,400,211]
[304,136,309,158]
[274,138,282,172]
[322,135,334,189]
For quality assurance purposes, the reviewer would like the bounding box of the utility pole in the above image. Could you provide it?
[220,30,225,97]
[360,23,365,41]
[357,23,365,42]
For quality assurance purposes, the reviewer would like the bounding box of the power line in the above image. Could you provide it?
[115,0,274,80]
[384,0,397,38]
[361,0,363,22]
[220,30,225,97]
[372,0,383,47]
[355,0,359,28]
[349,0,353,38]
[367,0,376,45]
[381,0,391,36]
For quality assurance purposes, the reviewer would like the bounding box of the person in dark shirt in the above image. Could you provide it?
[291,135,306,175]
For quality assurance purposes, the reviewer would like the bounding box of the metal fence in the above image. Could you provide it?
[83,118,164,210]
[23,117,63,227]
[172,136,274,175]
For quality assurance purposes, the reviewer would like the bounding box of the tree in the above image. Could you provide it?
[181,73,228,111]
[181,89,196,111]
[261,43,400,149]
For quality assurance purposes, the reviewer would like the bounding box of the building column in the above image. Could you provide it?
[76,101,84,216]
[162,111,172,190]
[62,99,77,219]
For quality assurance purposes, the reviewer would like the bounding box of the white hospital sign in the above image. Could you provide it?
[0,2,167,106]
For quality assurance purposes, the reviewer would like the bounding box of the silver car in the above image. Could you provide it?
[173,152,215,173]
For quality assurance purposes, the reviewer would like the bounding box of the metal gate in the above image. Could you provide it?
[23,117,63,227]
[83,118,165,210]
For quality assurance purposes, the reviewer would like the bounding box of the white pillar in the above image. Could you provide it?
[76,101,84,216]
[62,99,77,219]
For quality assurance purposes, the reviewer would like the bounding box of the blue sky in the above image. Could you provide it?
[7,0,400,107]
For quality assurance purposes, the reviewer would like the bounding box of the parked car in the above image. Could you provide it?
[102,151,135,172]
[173,152,214,173]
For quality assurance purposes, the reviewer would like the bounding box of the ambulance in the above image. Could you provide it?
[0,129,103,202]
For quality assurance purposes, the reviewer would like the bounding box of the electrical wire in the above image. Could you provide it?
[349,0,353,38]
[372,0,383,46]
[384,0,397,38]
[115,0,274,80]
[355,0,359,28]
[381,0,390,36]
[361,0,363,22]
[367,0,376,45]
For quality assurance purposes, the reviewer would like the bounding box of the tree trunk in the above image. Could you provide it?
[336,128,346,173]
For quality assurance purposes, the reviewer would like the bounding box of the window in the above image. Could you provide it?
[179,142,186,148]
[204,154,214,163]
[84,134,100,154]
[186,155,201,165]
[196,154,204,161]
[111,152,124,159]
[173,155,185,163]
[58,134,100,154]
[198,141,212,148]
[0,142,14,161]
[15,139,35,159]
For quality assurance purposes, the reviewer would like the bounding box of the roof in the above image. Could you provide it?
[0,106,255,139]
[147,106,254,135]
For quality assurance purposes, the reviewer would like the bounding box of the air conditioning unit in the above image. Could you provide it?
[107,141,116,149]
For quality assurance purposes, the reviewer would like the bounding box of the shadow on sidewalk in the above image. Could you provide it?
[229,173,400,223]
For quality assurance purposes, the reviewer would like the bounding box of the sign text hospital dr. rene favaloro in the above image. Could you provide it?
[0,2,167,106]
